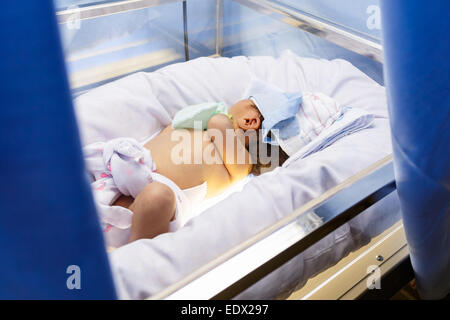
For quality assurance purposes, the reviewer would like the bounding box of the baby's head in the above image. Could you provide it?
[228,99,288,175]
[228,99,262,131]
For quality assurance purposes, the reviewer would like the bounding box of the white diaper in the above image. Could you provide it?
[83,137,207,248]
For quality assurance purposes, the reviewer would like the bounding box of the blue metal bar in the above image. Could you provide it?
[0,1,116,299]
[380,0,450,299]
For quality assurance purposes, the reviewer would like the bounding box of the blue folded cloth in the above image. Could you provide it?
[246,79,302,145]
[250,89,303,143]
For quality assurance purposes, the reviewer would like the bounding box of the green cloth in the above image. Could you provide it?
[172,102,232,130]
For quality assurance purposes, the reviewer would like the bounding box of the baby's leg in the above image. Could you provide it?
[128,182,176,242]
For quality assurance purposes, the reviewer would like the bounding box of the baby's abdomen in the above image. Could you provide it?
[145,127,227,190]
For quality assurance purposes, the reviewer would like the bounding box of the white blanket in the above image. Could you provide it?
[284,107,375,163]
[74,50,399,299]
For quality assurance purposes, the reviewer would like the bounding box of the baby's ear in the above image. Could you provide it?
[244,115,261,130]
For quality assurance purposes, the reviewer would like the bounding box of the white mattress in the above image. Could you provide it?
[74,50,401,299]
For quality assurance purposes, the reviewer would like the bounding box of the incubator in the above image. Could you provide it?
[0,0,448,300]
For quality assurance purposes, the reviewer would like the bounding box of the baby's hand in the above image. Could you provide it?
[207,113,252,183]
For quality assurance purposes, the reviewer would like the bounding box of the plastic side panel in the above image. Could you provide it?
[380,0,450,299]
[0,1,116,299]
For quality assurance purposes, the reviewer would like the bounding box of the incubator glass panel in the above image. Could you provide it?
[54,0,383,94]
[275,0,382,41]
[54,0,219,93]
[222,0,383,83]
[57,3,185,92]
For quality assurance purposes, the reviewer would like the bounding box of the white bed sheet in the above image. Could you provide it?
[74,50,401,299]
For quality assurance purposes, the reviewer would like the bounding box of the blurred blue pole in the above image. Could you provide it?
[0,1,117,298]
[380,1,450,299]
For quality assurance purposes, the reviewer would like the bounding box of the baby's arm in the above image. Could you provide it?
[207,114,252,183]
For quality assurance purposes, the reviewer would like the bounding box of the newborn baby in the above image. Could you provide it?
[85,83,345,248]
[84,99,263,247]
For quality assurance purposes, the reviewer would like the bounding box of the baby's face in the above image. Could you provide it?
[228,99,262,131]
